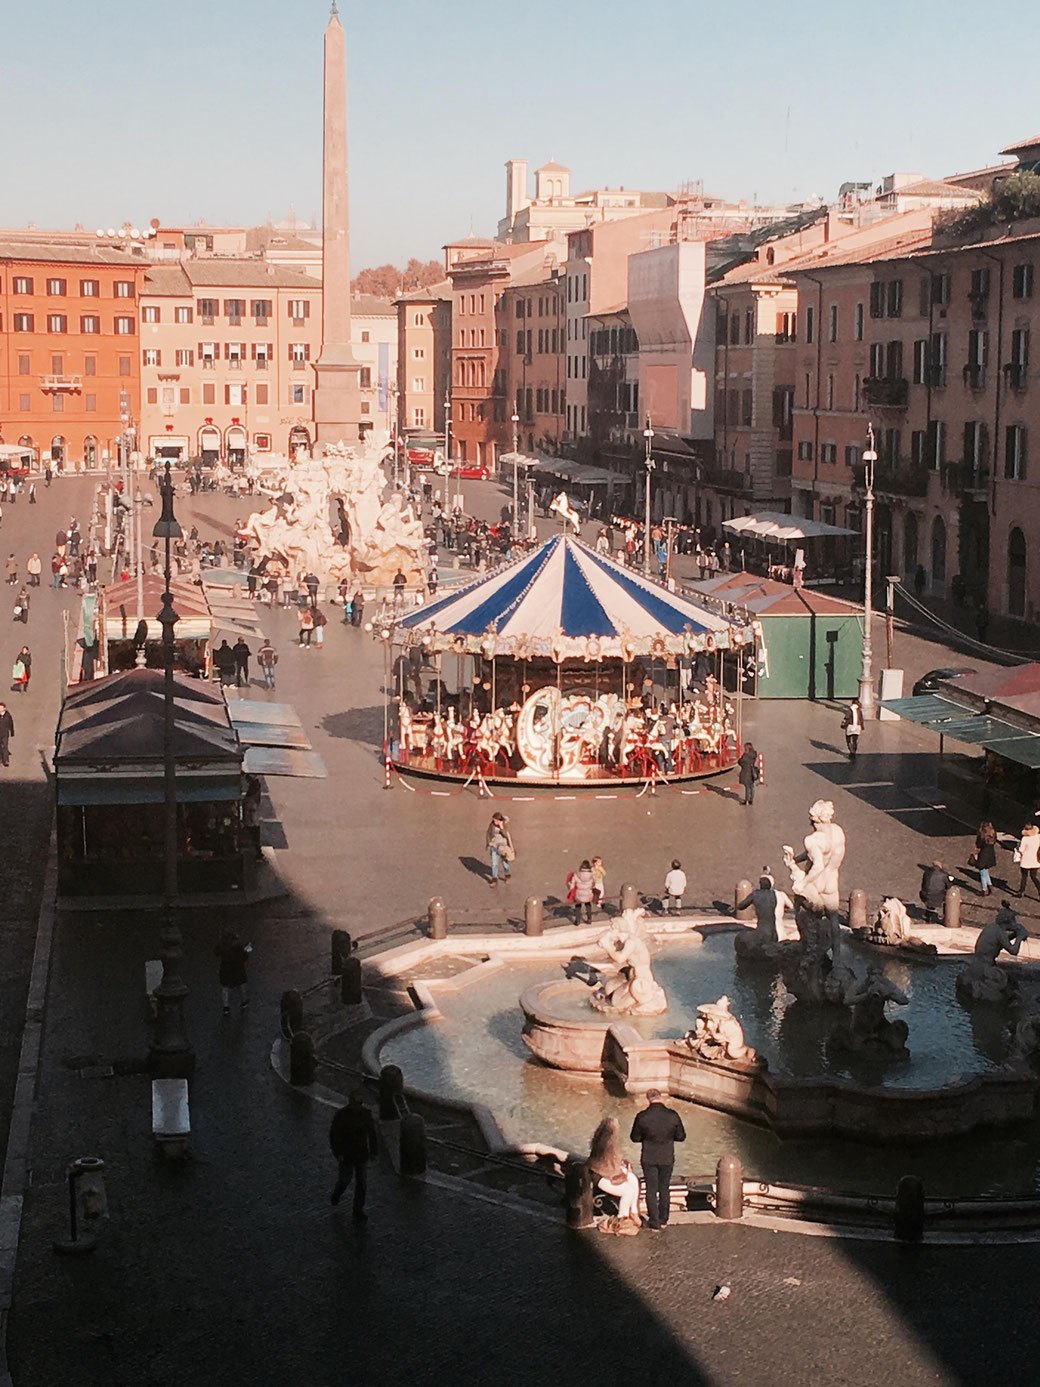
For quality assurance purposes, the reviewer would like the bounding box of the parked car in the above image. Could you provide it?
[449,464,490,481]
[911,667,976,696]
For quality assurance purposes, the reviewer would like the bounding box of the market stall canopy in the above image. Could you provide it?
[100,575,212,641]
[686,573,862,618]
[395,534,745,659]
[881,683,1040,769]
[526,457,614,486]
[723,512,854,541]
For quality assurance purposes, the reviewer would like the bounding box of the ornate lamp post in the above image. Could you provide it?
[148,461,195,1078]
[511,410,520,530]
[642,416,655,575]
[858,424,877,719]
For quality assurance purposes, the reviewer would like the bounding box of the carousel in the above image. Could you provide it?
[383,535,754,786]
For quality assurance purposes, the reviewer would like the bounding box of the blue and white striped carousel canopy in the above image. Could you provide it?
[396,535,743,660]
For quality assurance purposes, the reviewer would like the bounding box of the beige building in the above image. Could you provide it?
[350,294,398,444]
[395,281,452,435]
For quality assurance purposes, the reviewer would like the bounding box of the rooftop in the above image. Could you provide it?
[0,241,142,266]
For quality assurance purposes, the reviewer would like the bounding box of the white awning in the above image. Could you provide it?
[723,512,854,540]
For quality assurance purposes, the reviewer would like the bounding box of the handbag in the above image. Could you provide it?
[500,841,515,862]
[11,660,24,682]
[1013,847,1022,864]
[566,872,577,903]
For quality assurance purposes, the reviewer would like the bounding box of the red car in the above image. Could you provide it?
[449,464,490,481]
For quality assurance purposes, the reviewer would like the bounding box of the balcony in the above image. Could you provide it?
[1005,363,1028,391]
[40,374,82,392]
[870,459,930,497]
[712,466,753,494]
[862,376,909,408]
[962,364,986,391]
[924,364,947,388]
[941,460,990,496]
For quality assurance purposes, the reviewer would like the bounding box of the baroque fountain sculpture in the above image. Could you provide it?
[683,996,758,1063]
[587,909,668,1017]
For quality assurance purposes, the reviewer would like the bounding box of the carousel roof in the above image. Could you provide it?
[396,536,737,658]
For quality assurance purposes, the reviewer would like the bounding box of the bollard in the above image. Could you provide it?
[848,888,868,933]
[331,930,352,977]
[428,896,448,940]
[619,882,641,913]
[734,880,754,922]
[53,1156,108,1255]
[378,1064,404,1120]
[563,1158,595,1229]
[894,1174,925,1242]
[340,954,363,1006]
[943,886,962,930]
[399,1112,427,1177]
[525,896,544,937]
[280,989,303,1040]
[714,1153,743,1219]
[289,1032,316,1086]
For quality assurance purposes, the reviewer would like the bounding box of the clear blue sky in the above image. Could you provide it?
[3,0,1035,268]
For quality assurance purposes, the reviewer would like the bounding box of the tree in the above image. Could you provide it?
[937,173,1040,240]
[351,257,443,298]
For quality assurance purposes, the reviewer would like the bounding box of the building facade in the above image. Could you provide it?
[395,282,451,436]
[498,266,567,455]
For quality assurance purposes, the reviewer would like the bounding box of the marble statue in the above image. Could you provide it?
[829,965,910,1055]
[1008,998,1040,1065]
[778,801,853,1003]
[589,909,668,1016]
[239,443,427,589]
[956,904,1029,1004]
[856,896,938,956]
[684,996,758,1063]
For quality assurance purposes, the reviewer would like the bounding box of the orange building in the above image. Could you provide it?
[0,242,145,469]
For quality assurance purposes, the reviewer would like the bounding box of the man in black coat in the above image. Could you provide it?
[329,1091,379,1222]
[630,1089,686,1231]
[920,861,954,923]
[232,638,251,687]
[0,702,13,767]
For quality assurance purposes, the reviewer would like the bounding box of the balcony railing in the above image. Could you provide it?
[862,376,909,407]
[941,460,990,495]
[40,374,82,392]
[924,364,947,388]
[962,364,987,390]
[870,458,930,497]
[1005,363,1028,391]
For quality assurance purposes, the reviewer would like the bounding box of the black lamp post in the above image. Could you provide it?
[148,461,195,1078]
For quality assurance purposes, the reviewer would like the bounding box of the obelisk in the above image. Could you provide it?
[313,1,362,449]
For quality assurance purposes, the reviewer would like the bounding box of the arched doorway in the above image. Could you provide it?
[51,435,66,468]
[17,435,33,450]
[1008,527,1027,617]
[198,426,220,465]
[84,435,98,469]
[288,425,311,458]
[226,425,247,468]
[903,511,918,579]
[930,516,947,589]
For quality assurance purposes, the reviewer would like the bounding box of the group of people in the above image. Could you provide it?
[587,1093,687,1234]
[969,819,1040,900]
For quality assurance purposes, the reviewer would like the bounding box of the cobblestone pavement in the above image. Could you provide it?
[6,477,1040,1386]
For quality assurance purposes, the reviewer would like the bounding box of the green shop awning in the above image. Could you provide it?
[880,694,969,724]
[983,738,1040,769]
[58,776,241,806]
[882,695,1040,765]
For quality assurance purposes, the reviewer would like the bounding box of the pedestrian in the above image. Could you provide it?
[214,640,237,686]
[213,928,251,1015]
[586,1116,641,1235]
[568,859,596,924]
[919,860,953,923]
[257,639,278,689]
[1016,823,1040,900]
[393,569,407,603]
[351,589,365,627]
[486,811,514,887]
[5,554,16,585]
[13,646,31,693]
[44,465,52,488]
[298,606,314,647]
[737,741,759,806]
[972,821,998,897]
[629,1089,686,1232]
[26,553,41,587]
[841,700,863,760]
[242,775,263,860]
[304,571,320,608]
[0,702,13,766]
[329,1090,378,1222]
[312,608,327,648]
[232,637,251,686]
[663,859,687,913]
[13,591,27,625]
[591,855,606,906]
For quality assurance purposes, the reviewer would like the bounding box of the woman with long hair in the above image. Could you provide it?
[973,821,998,896]
[1017,823,1040,900]
[587,1115,641,1234]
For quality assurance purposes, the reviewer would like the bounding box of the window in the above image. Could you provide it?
[359,367,372,388]
[142,305,161,323]
[826,374,835,410]
[744,308,754,344]
[52,394,64,412]
[51,354,63,375]
[226,342,245,367]
[729,314,740,345]
[224,299,245,322]
[224,383,245,406]
[1006,425,1027,480]
[1008,328,1030,389]
[202,383,215,405]
[869,282,884,319]
[13,313,33,332]
[927,419,946,468]
[1013,263,1034,300]
[413,347,425,359]
[289,343,310,366]
[114,281,134,298]
[929,331,948,386]
[251,299,272,321]
[47,278,67,296]
[869,342,885,378]
[146,388,158,405]
[291,384,306,405]
[741,389,753,426]
[254,433,272,451]
[965,328,987,387]
[84,356,96,376]
[912,339,928,385]
[931,272,950,307]
[413,312,424,327]
[964,420,989,473]
[17,355,29,375]
[412,376,424,391]
[175,349,194,367]
[887,280,903,317]
[845,444,862,468]
[197,298,218,321]
[80,279,99,297]
[200,342,217,366]
[805,304,815,344]
[80,315,100,334]
[361,401,371,414]
[820,442,837,464]
[47,314,67,333]
[255,384,268,405]
[175,306,193,324]
[18,394,30,411]
[114,316,135,335]
[797,440,814,461]
[13,277,33,295]
[287,299,309,321]
[143,349,161,366]
[970,266,990,299]
[179,388,190,404]
[828,304,839,343]
[118,356,131,376]
[854,302,864,341]
[911,430,926,465]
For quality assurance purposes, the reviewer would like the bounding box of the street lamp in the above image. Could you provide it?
[642,416,655,575]
[511,411,520,530]
[858,424,877,719]
[148,461,194,1078]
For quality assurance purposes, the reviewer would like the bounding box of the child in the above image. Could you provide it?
[663,859,687,913]
[591,856,605,906]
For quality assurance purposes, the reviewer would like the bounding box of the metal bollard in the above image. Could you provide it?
[280,989,303,1040]
[331,930,352,976]
[848,888,868,932]
[714,1153,743,1219]
[525,896,544,937]
[428,896,448,940]
[563,1158,595,1229]
[943,886,962,930]
[378,1064,404,1120]
[619,882,640,913]
[894,1174,925,1242]
[734,880,754,922]
[53,1156,109,1255]
[399,1112,427,1177]
[289,1032,316,1086]
[340,954,363,1006]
